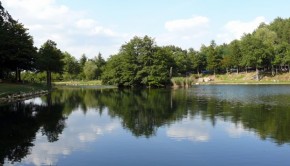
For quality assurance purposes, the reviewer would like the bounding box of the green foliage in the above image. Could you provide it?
[171,77,193,87]
[36,40,64,87]
[92,53,106,80]
[202,40,221,74]
[103,36,172,87]
[0,83,47,98]
[83,60,98,80]
[36,40,64,73]
[62,52,80,80]
[163,45,190,75]
[3,5,290,85]
[188,48,205,75]
[0,2,36,81]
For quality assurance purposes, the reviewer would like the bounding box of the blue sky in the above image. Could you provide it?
[2,0,290,59]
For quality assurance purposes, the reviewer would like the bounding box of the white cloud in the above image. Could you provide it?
[226,123,251,138]
[1,0,128,59]
[157,16,210,50]
[217,16,267,43]
[166,116,210,142]
[76,19,97,29]
[13,109,120,166]
[165,16,209,32]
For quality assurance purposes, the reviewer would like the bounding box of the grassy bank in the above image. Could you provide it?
[171,77,194,87]
[53,80,117,89]
[0,83,48,98]
[53,80,102,86]
[202,72,290,84]
[171,72,290,86]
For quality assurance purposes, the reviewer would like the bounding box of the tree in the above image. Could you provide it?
[254,27,277,71]
[188,48,205,75]
[83,60,98,80]
[228,40,242,73]
[9,23,37,82]
[102,54,123,85]
[0,2,36,81]
[206,40,220,75]
[63,52,80,80]
[36,40,64,88]
[102,36,173,87]
[93,53,106,80]
[163,45,189,76]
[0,1,14,79]
[79,54,87,68]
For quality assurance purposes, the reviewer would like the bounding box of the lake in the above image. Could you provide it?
[1,85,290,166]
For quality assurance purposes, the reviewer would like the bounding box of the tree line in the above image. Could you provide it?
[0,2,106,87]
[2,1,290,87]
[102,17,290,87]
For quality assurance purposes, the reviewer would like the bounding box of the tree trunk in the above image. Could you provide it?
[15,68,18,82]
[237,67,239,74]
[0,68,3,80]
[47,71,52,88]
[271,65,275,76]
[226,68,229,74]
[18,69,21,82]
[15,68,21,82]
[169,67,172,79]
[256,67,259,81]
[246,67,248,73]
[47,92,52,111]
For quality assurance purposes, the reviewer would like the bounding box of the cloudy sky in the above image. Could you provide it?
[1,0,290,59]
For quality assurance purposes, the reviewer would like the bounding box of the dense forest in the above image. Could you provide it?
[2,1,290,87]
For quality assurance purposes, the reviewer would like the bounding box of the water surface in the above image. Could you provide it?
[1,85,290,166]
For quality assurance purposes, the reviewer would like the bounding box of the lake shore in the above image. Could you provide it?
[0,83,49,103]
[172,72,290,87]
[201,72,290,85]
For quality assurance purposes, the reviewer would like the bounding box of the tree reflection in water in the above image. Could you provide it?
[1,86,290,164]
[0,94,66,165]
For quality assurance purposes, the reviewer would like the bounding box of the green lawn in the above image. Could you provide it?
[0,83,47,98]
[53,80,103,86]
[205,72,290,84]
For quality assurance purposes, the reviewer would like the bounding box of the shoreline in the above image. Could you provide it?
[0,83,49,104]
[195,81,290,85]
[0,90,49,104]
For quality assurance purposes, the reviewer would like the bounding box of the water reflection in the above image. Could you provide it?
[1,85,290,165]
[21,110,119,166]
[0,95,66,165]
[166,116,210,142]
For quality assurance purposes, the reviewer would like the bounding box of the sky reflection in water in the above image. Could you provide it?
[2,85,290,166]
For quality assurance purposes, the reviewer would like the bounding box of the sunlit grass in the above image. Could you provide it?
[210,72,290,84]
[171,77,194,87]
[53,80,103,86]
[0,83,47,97]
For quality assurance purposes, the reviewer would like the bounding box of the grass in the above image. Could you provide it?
[0,83,47,98]
[53,80,103,86]
[203,72,290,84]
[53,80,117,89]
[171,77,194,87]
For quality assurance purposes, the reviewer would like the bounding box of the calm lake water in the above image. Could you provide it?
[1,85,290,166]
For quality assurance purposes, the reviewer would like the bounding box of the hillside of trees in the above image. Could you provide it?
[2,1,290,88]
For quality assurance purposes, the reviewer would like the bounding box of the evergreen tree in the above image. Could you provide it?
[36,40,64,88]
